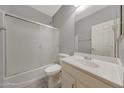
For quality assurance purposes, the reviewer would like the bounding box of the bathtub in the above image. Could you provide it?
[3,64,51,88]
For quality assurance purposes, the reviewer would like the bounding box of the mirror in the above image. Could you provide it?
[75,5,121,58]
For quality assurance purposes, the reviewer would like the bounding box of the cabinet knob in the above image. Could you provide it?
[72,84,75,88]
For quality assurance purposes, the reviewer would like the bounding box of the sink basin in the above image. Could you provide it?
[74,57,99,68]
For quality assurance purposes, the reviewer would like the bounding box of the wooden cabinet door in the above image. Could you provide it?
[62,71,76,88]
[76,81,87,88]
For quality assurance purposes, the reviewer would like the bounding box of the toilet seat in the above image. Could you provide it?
[45,64,62,76]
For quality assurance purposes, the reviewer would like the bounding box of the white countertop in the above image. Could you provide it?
[62,55,124,87]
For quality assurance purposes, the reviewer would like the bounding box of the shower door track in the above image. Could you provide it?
[5,13,57,29]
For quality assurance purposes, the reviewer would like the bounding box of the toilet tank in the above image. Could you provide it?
[59,53,70,64]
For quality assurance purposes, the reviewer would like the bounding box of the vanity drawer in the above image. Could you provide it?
[62,63,112,88]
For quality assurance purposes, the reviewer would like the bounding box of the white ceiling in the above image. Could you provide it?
[30,5,61,17]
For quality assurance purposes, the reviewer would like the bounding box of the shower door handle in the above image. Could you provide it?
[72,83,75,88]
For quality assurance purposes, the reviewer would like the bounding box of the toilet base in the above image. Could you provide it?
[48,76,55,88]
[48,72,61,88]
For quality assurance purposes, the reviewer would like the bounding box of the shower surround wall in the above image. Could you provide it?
[0,7,59,87]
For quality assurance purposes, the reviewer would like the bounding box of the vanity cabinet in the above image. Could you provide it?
[62,70,87,88]
[62,70,88,88]
[61,62,114,88]
[62,71,76,88]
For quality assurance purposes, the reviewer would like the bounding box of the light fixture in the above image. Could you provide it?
[73,5,80,8]
[76,5,89,14]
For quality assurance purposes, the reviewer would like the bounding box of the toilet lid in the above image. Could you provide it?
[45,64,62,73]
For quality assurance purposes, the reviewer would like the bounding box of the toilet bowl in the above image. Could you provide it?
[45,53,70,88]
[45,64,62,88]
[45,64,62,76]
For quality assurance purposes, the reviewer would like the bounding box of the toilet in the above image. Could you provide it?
[45,53,70,88]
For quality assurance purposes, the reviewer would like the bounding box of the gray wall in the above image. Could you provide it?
[76,5,120,54]
[53,5,76,55]
[0,5,52,25]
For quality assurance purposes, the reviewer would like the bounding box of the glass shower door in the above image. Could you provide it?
[5,15,59,77]
[5,15,42,76]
